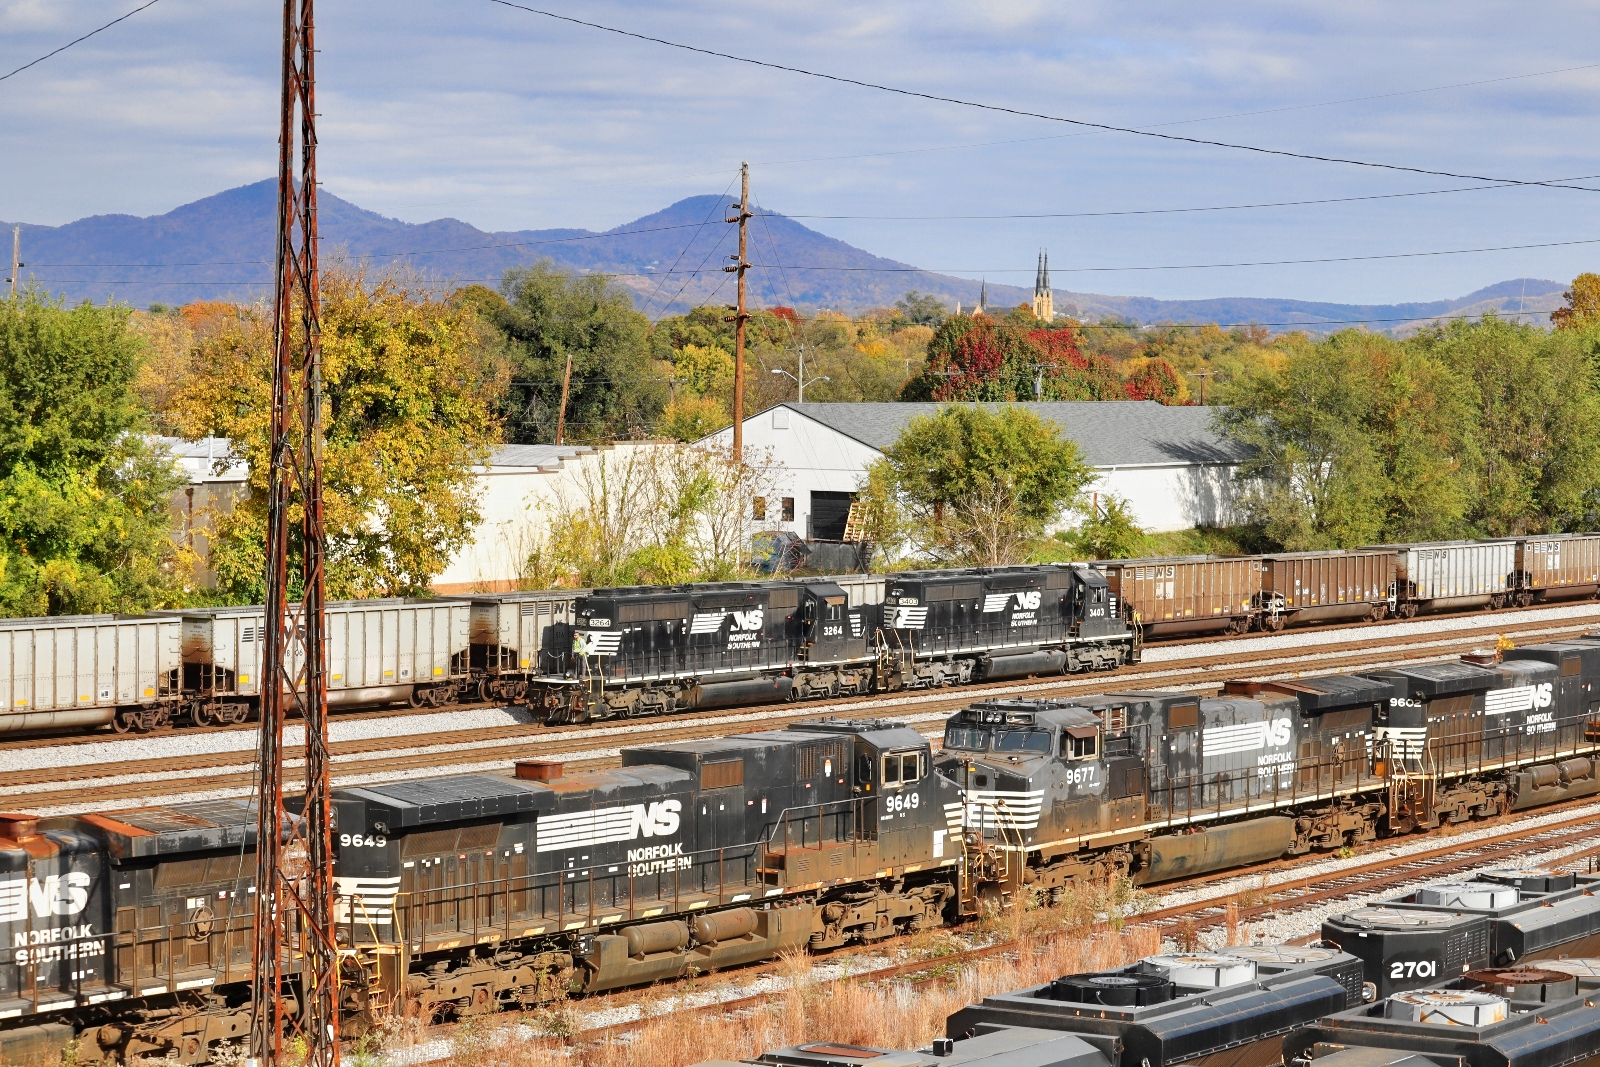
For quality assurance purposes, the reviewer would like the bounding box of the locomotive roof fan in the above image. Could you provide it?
[1226,944,1343,967]
[1137,953,1259,989]
[1340,905,1472,928]
[1465,967,1580,1006]
[1043,971,1175,1007]
[1384,989,1508,1026]
[1475,867,1578,894]
[1414,882,1520,909]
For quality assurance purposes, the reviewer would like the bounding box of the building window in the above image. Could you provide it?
[781,497,795,522]
[752,497,766,521]
[772,409,790,429]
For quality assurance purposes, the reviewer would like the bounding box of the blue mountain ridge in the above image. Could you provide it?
[3,179,1566,331]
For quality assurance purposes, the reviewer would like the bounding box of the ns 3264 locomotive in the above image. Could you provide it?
[3,637,1600,1063]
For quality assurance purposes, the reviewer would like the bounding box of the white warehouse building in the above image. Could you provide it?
[705,401,1249,539]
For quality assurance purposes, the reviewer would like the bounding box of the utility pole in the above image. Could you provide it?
[252,0,338,1063]
[725,163,751,460]
[7,227,18,300]
[555,351,573,445]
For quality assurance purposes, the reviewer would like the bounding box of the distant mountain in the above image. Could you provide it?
[2,180,1568,331]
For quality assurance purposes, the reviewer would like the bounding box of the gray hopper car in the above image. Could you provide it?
[0,614,181,734]
[160,598,471,722]
[464,589,584,702]
[1385,540,1519,615]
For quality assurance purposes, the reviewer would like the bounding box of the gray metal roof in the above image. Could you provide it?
[779,401,1249,467]
[488,443,593,468]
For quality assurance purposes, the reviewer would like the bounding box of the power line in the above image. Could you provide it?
[640,175,737,322]
[779,176,1600,221]
[486,0,1600,194]
[33,234,1600,290]
[0,0,163,84]
[381,60,1600,214]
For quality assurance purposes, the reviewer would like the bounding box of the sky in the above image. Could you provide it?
[2,0,1599,304]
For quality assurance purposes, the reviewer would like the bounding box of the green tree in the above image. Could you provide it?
[469,261,664,443]
[1067,493,1147,559]
[172,267,503,601]
[1215,339,1390,549]
[0,292,189,615]
[863,405,1092,565]
[891,291,948,328]
[1410,316,1600,534]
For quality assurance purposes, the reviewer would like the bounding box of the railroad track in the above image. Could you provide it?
[1135,814,1600,939]
[13,611,1600,814]
[559,804,1600,1049]
[4,600,1598,760]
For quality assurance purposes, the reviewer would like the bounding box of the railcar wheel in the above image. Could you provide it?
[409,687,427,709]
[112,710,135,734]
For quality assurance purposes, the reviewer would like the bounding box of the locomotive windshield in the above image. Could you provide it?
[994,729,1052,753]
[944,725,989,750]
[941,725,1053,753]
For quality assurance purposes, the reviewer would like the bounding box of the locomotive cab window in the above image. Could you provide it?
[1064,726,1099,760]
[993,729,1051,754]
[882,752,924,787]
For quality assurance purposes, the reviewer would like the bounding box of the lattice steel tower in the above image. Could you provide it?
[250,0,338,1063]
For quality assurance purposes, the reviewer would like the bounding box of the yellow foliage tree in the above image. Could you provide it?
[1551,273,1600,330]
[168,267,506,600]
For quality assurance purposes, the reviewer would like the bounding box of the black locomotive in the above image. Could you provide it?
[1323,868,1600,1001]
[544,564,1132,723]
[698,952,1600,1067]
[5,636,1600,1063]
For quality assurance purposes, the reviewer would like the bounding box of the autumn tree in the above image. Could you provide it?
[860,405,1092,566]
[1217,316,1600,547]
[1551,273,1600,330]
[170,267,504,601]
[0,292,189,615]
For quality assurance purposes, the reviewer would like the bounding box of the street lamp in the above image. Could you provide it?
[772,366,829,402]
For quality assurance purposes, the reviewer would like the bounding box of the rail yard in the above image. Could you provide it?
[9,595,1600,1063]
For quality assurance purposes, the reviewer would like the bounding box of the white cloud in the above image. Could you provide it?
[0,0,1596,302]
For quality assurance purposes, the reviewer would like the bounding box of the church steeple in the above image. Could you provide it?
[1032,249,1054,321]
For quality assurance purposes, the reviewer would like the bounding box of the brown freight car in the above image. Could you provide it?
[1517,534,1600,602]
[1100,556,1262,637]
[1259,549,1397,629]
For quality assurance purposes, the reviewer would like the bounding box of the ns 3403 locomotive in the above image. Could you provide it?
[4,638,1600,1063]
